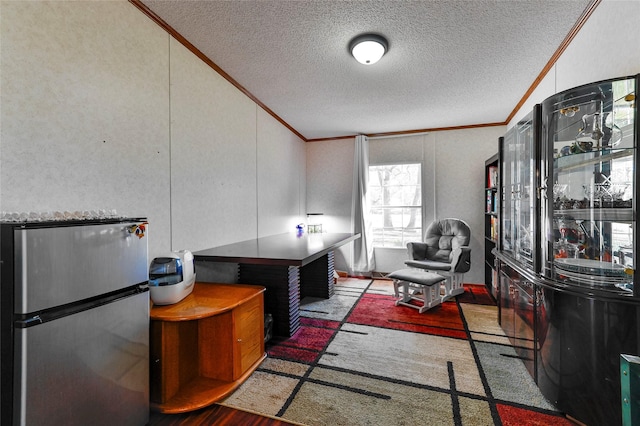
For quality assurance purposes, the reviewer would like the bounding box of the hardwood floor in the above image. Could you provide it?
[148,404,299,426]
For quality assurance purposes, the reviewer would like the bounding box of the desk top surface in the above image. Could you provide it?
[193,232,360,266]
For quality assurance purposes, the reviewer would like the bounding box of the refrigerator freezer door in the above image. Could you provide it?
[14,222,148,314]
[13,291,149,426]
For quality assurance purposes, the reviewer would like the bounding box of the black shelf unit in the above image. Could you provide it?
[484,152,499,299]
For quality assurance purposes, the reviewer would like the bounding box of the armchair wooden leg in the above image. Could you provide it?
[441,273,465,301]
[393,279,443,312]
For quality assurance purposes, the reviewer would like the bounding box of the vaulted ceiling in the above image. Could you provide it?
[136,0,595,141]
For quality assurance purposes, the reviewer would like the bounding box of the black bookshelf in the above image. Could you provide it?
[484,153,499,299]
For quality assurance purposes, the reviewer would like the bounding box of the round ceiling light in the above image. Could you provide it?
[349,34,388,65]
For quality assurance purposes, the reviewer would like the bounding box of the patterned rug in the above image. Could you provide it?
[220,278,573,425]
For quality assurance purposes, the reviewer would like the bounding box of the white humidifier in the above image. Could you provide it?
[148,250,196,305]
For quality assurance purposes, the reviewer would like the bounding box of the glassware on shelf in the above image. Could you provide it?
[616,245,634,268]
[605,183,629,201]
[582,182,630,207]
[554,258,631,288]
[583,183,607,200]
[543,76,636,292]
[574,113,603,151]
[555,218,581,259]
[553,183,568,200]
[603,112,623,147]
[560,106,580,117]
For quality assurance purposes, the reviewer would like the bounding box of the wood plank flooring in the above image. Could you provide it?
[148,404,299,426]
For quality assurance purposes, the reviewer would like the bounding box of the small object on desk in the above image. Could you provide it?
[306,212,324,233]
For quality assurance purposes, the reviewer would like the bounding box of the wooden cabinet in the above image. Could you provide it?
[150,283,266,413]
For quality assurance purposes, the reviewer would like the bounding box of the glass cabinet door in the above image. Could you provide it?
[501,109,539,266]
[541,76,637,294]
[501,127,516,258]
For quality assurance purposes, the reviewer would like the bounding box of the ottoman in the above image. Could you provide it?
[388,268,446,313]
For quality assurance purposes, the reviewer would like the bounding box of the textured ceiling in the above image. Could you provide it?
[139,0,593,141]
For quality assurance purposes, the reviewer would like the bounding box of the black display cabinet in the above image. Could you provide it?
[496,74,639,426]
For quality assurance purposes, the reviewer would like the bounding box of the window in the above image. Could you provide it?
[369,163,422,247]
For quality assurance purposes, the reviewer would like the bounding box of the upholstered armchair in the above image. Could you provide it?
[405,218,471,299]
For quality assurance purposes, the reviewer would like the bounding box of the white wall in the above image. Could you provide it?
[307,127,504,284]
[306,139,355,269]
[0,1,172,260]
[257,108,307,237]
[509,0,640,127]
[169,37,259,252]
[0,1,306,262]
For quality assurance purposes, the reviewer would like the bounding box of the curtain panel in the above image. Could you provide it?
[351,134,376,274]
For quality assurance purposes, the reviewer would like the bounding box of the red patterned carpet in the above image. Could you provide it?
[219,279,575,426]
[348,293,468,338]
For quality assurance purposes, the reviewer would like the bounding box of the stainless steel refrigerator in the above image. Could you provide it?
[0,219,150,426]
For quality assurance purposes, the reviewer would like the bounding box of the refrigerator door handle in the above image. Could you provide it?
[15,315,43,328]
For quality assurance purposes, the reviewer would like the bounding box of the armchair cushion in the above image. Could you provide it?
[406,242,427,261]
[405,218,471,274]
[405,259,452,272]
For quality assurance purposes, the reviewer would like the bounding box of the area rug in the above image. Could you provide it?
[220,278,572,425]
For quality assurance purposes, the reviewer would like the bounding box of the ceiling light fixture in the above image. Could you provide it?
[349,34,388,65]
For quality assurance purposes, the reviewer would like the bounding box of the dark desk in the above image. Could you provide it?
[193,232,360,337]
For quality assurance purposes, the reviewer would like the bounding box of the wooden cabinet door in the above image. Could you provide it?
[199,311,234,382]
[233,294,264,379]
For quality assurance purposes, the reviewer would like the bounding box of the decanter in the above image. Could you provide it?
[574,113,603,151]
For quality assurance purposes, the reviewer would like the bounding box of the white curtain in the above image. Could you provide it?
[350,134,376,275]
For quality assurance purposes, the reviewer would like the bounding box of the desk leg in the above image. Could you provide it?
[300,251,335,299]
[237,252,335,338]
[239,264,300,337]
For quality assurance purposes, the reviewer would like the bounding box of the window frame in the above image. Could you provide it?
[368,162,423,248]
